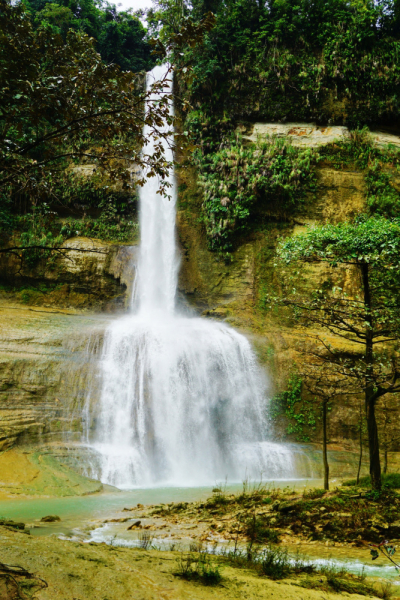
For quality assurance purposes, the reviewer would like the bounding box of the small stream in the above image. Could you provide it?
[0,479,400,585]
[1,481,398,584]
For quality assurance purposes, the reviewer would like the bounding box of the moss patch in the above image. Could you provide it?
[0,449,102,498]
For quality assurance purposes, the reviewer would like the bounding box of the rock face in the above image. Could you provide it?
[176,124,400,453]
[1,124,400,479]
[239,121,400,149]
[0,303,106,450]
[0,448,101,497]
[0,237,137,310]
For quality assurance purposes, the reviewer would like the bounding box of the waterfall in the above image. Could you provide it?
[84,64,294,488]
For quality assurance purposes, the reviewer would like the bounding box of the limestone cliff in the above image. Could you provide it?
[1,124,399,480]
[0,237,136,311]
[177,124,400,454]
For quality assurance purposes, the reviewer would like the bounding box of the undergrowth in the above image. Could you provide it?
[193,137,317,253]
[220,543,391,597]
[344,473,400,490]
[269,374,318,442]
[192,127,400,258]
[174,552,222,586]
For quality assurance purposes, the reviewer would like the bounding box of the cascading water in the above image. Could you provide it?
[85,64,300,488]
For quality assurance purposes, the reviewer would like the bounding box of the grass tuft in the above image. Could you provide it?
[138,531,154,550]
[343,473,400,489]
[302,488,326,500]
[174,552,222,586]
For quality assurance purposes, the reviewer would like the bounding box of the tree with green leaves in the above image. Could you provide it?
[0,0,173,201]
[274,217,400,490]
[152,0,400,142]
[25,0,154,72]
[0,0,215,259]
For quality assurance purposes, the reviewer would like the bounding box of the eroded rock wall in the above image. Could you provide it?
[176,126,400,452]
[1,125,399,461]
[0,237,137,311]
[0,304,106,450]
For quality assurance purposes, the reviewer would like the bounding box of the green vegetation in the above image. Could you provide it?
[319,129,400,219]
[24,0,154,72]
[174,551,222,585]
[152,481,400,544]
[153,1,400,133]
[193,126,400,254]
[151,485,400,596]
[0,0,216,266]
[344,473,400,489]
[270,375,317,442]
[1,177,138,269]
[245,514,280,544]
[221,542,389,596]
[303,487,326,500]
[0,0,166,260]
[194,137,316,252]
[275,217,400,489]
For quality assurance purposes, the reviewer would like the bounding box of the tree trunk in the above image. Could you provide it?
[361,262,381,490]
[384,449,388,474]
[357,401,363,485]
[322,399,329,491]
[365,390,382,489]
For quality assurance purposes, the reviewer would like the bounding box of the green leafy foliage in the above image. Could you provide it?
[165,0,400,137]
[195,138,316,252]
[270,375,317,442]
[344,473,400,489]
[318,129,400,219]
[367,162,400,218]
[278,216,400,267]
[1,174,137,269]
[258,546,293,579]
[276,215,400,489]
[244,515,280,544]
[0,0,175,216]
[0,0,219,262]
[303,488,326,500]
[25,0,154,72]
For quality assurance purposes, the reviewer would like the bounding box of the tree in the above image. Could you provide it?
[356,397,367,484]
[0,0,215,256]
[147,0,189,40]
[274,217,400,490]
[97,6,153,72]
[0,0,174,202]
[377,396,400,474]
[297,358,352,491]
[25,0,155,71]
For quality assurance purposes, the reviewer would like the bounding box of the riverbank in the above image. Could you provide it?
[0,523,394,600]
[2,482,400,599]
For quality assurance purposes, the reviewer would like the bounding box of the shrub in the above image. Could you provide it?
[194,138,316,252]
[343,473,400,489]
[174,552,222,586]
[303,488,326,500]
[245,515,280,544]
[259,546,292,579]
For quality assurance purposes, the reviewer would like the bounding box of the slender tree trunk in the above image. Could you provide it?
[361,262,381,490]
[357,401,363,485]
[365,390,381,489]
[384,449,388,474]
[322,399,329,491]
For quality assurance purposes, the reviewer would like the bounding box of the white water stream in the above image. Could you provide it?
[84,64,300,488]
